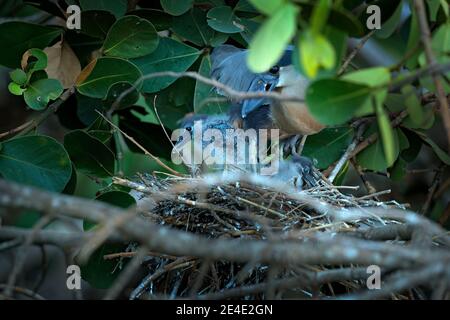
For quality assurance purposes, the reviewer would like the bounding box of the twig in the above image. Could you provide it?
[104,246,149,300]
[112,71,305,112]
[17,87,75,137]
[0,284,45,300]
[328,124,367,183]
[130,257,197,300]
[414,0,450,150]
[0,120,33,139]
[338,30,375,76]
[421,166,443,215]
[1,178,449,269]
[96,111,183,177]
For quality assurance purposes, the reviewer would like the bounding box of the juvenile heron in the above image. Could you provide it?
[210,44,325,152]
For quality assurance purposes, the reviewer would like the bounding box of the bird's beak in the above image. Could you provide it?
[276,65,304,88]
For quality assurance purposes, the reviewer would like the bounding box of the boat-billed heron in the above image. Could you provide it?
[172,112,318,189]
[210,45,325,152]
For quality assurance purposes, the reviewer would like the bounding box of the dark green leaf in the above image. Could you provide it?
[80,10,116,39]
[131,38,200,93]
[160,0,194,16]
[103,15,159,59]
[306,79,370,125]
[0,136,72,192]
[302,126,354,169]
[0,22,62,68]
[172,8,219,46]
[207,6,244,33]
[76,57,142,98]
[64,130,115,178]
[104,81,139,110]
[79,0,127,18]
[415,131,450,165]
[129,9,173,31]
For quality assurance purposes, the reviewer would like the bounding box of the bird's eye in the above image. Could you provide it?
[269,65,279,74]
[186,126,192,132]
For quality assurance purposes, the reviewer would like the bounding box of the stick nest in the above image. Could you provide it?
[110,173,450,300]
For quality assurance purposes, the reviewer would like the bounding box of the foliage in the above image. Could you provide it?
[0,0,449,288]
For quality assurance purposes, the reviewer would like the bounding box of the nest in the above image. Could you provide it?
[109,173,450,300]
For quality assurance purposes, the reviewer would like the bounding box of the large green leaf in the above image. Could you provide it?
[172,8,222,47]
[0,136,72,192]
[302,126,354,169]
[64,130,115,178]
[79,10,116,39]
[131,38,200,93]
[249,0,283,15]
[79,0,127,18]
[103,15,159,59]
[306,79,371,125]
[24,79,63,110]
[76,57,142,98]
[415,131,450,165]
[129,9,173,31]
[160,0,194,16]
[247,3,298,72]
[0,22,62,68]
[207,6,244,33]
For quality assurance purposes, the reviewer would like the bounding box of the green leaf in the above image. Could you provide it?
[161,0,193,16]
[247,3,298,72]
[76,57,142,98]
[343,67,390,116]
[356,131,398,172]
[402,85,424,127]
[306,79,370,125]
[172,8,220,47]
[302,126,354,169]
[79,0,127,18]
[310,0,331,34]
[64,130,115,178]
[80,10,116,39]
[8,82,26,96]
[129,9,173,31]
[207,6,244,33]
[374,98,397,167]
[415,131,450,165]
[298,30,335,78]
[194,55,229,114]
[131,38,200,93]
[104,81,139,109]
[248,0,283,16]
[9,69,27,85]
[376,0,403,38]
[22,48,48,74]
[23,79,63,110]
[103,15,159,59]
[405,10,420,69]
[0,22,62,68]
[0,136,72,192]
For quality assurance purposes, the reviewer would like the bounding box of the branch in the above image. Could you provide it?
[0,179,449,269]
[414,0,450,151]
[18,87,76,137]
